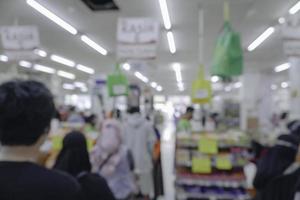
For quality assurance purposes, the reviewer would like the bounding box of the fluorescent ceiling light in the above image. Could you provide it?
[26,0,77,35]
[248,27,275,51]
[289,1,300,15]
[76,64,95,74]
[234,82,242,88]
[57,70,75,80]
[274,63,290,72]
[167,31,176,54]
[178,82,184,91]
[151,82,158,88]
[74,82,86,88]
[34,49,47,57]
[278,17,286,24]
[51,54,75,67]
[34,64,56,74]
[123,63,131,71]
[156,85,163,92]
[271,84,278,90]
[281,82,289,88]
[158,0,171,30]
[0,55,8,62]
[173,63,182,82]
[19,61,32,68]
[134,71,149,83]
[81,35,107,56]
[63,83,75,90]
[211,76,220,83]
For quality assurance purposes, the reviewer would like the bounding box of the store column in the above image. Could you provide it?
[240,72,273,133]
[50,74,63,105]
[288,57,300,119]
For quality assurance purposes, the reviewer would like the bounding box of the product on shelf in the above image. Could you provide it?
[175,131,252,200]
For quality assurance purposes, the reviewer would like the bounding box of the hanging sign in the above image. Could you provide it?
[117,18,159,59]
[0,26,40,60]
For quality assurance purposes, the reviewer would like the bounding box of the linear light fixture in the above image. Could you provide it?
[134,71,149,83]
[34,64,56,74]
[34,49,47,57]
[173,63,182,82]
[248,27,275,51]
[281,82,289,88]
[81,35,107,56]
[51,54,75,67]
[19,61,32,68]
[151,82,158,88]
[167,31,176,54]
[76,64,95,74]
[234,82,242,88]
[74,82,86,88]
[274,63,290,72]
[63,83,75,90]
[289,1,300,15]
[122,63,131,71]
[156,85,163,92]
[0,55,8,62]
[26,0,77,35]
[211,76,220,83]
[178,82,184,91]
[158,0,171,30]
[57,70,75,80]
[278,17,286,24]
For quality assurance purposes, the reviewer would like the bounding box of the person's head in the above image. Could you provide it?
[127,106,140,114]
[54,131,91,176]
[98,119,122,154]
[185,106,194,120]
[0,80,55,147]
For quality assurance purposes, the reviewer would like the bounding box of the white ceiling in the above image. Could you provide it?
[0,0,297,95]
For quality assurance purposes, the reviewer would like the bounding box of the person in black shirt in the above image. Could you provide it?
[0,80,83,200]
[54,131,116,200]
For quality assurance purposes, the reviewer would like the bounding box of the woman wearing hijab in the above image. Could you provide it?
[54,131,115,200]
[90,119,136,200]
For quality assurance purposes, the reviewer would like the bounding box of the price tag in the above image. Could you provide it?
[192,157,212,174]
[52,136,63,151]
[216,155,232,170]
[198,137,218,154]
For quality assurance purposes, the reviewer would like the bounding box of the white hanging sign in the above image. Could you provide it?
[117,18,159,59]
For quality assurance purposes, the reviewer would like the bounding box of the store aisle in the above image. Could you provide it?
[161,120,176,200]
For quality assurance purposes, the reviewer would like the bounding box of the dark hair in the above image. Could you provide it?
[127,106,140,114]
[0,80,55,146]
[54,131,91,176]
[186,106,194,114]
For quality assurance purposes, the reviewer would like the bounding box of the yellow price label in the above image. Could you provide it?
[52,135,63,151]
[198,137,218,154]
[192,157,212,174]
[216,155,232,170]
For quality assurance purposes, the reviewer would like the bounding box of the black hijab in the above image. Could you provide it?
[54,131,91,176]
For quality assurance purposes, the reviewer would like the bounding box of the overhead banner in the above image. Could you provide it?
[0,26,40,60]
[117,18,159,59]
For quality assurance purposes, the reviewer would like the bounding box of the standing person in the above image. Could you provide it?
[123,107,156,198]
[91,119,136,200]
[54,131,115,200]
[177,106,195,133]
[0,80,82,200]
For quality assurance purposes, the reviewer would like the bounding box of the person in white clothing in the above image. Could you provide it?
[123,107,156,198]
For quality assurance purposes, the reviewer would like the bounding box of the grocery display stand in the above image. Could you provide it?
[175,132,252,200]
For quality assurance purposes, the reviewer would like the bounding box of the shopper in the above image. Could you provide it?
[54,131,115,200]
[177,106,194,132]
[254,133,300,200]
[67,106,85,123]
[0,80,82,200]
[91,119,136,200]
[123,107,156,198]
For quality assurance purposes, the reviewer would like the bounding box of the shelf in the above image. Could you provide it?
[177,191,251,200]
[176,177,247,188]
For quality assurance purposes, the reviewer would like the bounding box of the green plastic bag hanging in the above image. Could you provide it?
[211,2,243,78]
[192,65,212,104]
[107,64,129,97]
